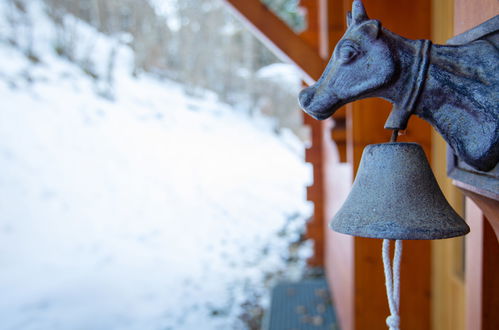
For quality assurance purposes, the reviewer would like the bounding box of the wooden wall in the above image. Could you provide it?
[430,0,466,329]
[453,2,499,329]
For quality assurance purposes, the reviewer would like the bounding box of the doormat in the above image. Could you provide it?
[263,278,339,330]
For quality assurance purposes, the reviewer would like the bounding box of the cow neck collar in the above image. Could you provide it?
[400,39,432,115]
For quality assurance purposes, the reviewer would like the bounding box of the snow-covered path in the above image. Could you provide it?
[0,2,310,329]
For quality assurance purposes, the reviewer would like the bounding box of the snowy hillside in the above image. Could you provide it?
[0,2,311,330]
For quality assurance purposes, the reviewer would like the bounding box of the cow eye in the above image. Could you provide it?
[339,43,358,63]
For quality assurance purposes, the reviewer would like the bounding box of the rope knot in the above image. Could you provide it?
[386,315,400,329]
[383,239,403,330]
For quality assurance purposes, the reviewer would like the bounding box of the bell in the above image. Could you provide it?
[331,142,470,240]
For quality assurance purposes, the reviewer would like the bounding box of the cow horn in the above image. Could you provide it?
[352,0,368,24]
[346,11,352,27]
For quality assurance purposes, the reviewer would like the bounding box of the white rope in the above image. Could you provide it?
[382,239,403,330]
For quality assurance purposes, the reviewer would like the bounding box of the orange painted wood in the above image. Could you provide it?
[454,0,498,35]
[465,198,484,330]
[304,118,335,266]
[223,0,327,83]
[332,107,347,163]
[298,0,321,51]
[462,190,499,241]
[453,1,499,329]
[465,199,499,330]
[323,140,355,330]
[353,238,431,330]
[481,219,499,330]
[300,0,347,267]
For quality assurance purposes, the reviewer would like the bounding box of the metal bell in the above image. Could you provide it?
[330,142,470,240]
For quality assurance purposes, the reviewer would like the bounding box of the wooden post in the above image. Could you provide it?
[465,198,499,330]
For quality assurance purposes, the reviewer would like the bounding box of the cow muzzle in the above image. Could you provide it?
[298,86,341,120]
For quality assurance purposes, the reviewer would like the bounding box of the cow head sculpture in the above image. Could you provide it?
[298,0,499,172]
[299,0,395,120]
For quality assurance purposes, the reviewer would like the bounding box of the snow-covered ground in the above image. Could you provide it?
[0,2,311,330]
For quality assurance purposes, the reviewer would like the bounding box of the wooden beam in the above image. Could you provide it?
[222,0,327,84]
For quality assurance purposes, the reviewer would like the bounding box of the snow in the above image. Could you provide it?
[0,1,311,330]
[150,0,180,31]
[256,63,302,91]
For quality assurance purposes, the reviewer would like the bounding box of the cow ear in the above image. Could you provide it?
[362,20,381,39]
[346,11,352,27]
[352,0,369,24]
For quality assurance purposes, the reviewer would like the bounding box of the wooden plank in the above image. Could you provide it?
[430,1,467,328]
[318,0,357,327]
[465,199,499,330]
[464,193,499,330]
[465,199,484,330]
[481,218,499,330]
[297,0,329,267]
[461,190,499,240]
[324,164,354,330]
[222,0,328,84]
[454,0,498,35]
[304,118,328,266]
[453,2,499,329]
[299,0,338,267]
[298,0,321,51]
